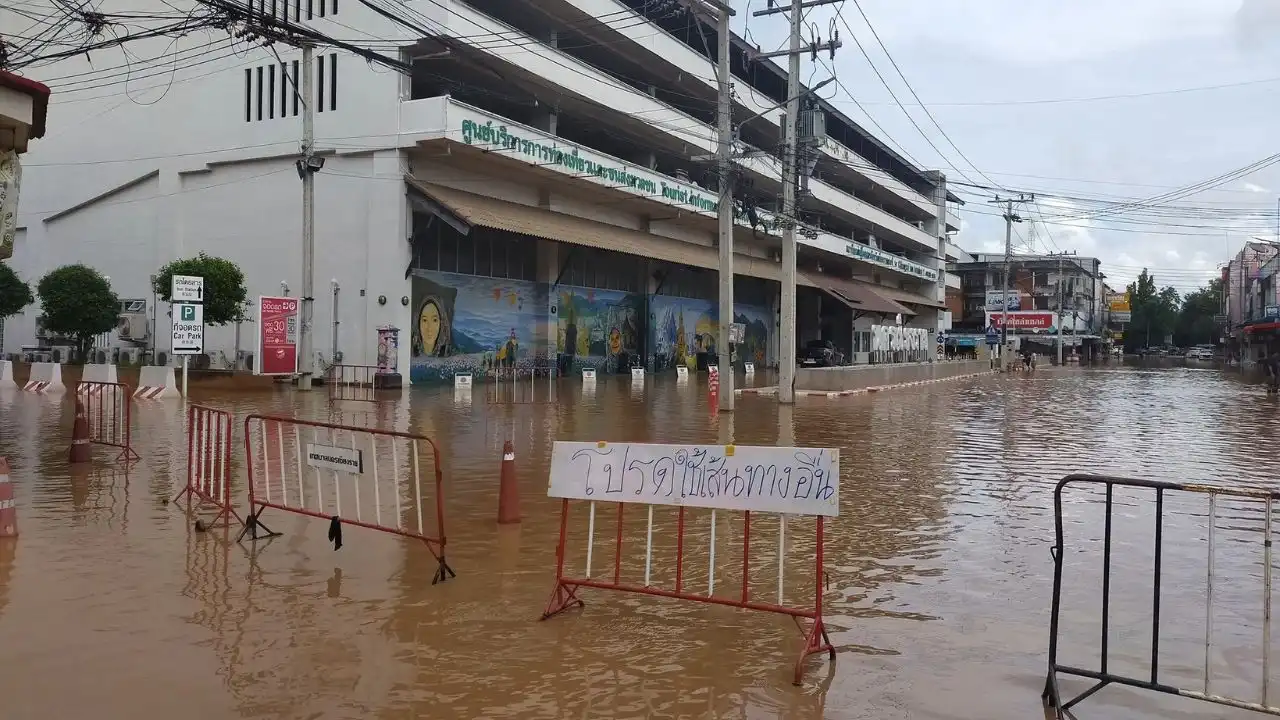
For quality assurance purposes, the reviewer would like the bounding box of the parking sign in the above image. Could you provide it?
[172,303,204,355]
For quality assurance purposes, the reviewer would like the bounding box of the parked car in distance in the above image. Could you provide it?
[800,340,845,367]
[1185,347,1213,361]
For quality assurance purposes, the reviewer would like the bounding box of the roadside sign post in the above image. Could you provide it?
[255,296,300,376]
[171,275,205,397]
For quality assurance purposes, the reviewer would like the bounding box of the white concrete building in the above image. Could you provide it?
[2,0,962,381]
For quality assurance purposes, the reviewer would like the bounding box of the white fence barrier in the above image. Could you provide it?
[24,363,64,394]
[136,365,180,399]
[0,360,14,389]
[78,364,119,394]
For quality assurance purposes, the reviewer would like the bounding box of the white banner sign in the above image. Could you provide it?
[305,443,364,474]
[547,441,840,517]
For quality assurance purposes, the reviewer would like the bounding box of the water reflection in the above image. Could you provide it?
[0,368,1279,718]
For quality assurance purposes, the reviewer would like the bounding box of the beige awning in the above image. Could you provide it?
[802,272,914,316]
[405,178,800,284]
[873,283,947,310]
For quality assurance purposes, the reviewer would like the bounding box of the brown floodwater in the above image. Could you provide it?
[1,365,1279,719]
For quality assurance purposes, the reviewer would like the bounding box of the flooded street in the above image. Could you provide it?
[2,365,1279,719]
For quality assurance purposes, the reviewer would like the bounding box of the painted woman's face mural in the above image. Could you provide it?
[419,299,442,354]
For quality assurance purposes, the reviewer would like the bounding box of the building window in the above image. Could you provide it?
[411,218,537,283]
[244,61,304,122]
[279,62,288,117]
[329,53,337,111]
[317,56,325,112]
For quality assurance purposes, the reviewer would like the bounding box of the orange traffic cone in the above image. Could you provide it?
[0,457,16,537]
[69,398,91,464]
[497,440,521,524]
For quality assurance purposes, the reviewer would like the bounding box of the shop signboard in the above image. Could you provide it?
[256,295,299,376]
[985,290,1021,311]
[985,310,1056,331]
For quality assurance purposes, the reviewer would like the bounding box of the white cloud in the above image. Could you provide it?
[1243,182,1270,193]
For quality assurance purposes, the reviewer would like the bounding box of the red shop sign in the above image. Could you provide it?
[256,295,299,376]
[988,311,1055,330]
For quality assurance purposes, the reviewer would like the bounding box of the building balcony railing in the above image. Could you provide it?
[398,95,943,284]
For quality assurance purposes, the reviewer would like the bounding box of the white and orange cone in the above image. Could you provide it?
[0,457,17,537]
[68,398,92,464]
[497,440,521,524]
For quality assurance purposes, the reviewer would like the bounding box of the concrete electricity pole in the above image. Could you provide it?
[1048,250,1076,365]
[713,1,735,412]
[754,0,842,404]
[989,194,1033,354]
[297,43,317,390]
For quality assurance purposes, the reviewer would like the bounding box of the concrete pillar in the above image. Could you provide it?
[537,239,558,362]
[924,170,949,360]
[366,150,411,373]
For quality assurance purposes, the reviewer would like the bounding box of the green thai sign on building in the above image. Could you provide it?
[452,101,939,284]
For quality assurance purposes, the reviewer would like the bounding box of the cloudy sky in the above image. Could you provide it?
[735,0,1280,296]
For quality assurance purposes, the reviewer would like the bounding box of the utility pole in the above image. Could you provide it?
[713,1,735,412]
[1048,250,1077,365]
[754,0,842,404]
[297,43,317,390]
[988,194,1033,360]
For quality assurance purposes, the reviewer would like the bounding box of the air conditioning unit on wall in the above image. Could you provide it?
[116,313,150,341]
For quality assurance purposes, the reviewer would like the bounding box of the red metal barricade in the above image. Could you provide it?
[173,405,239,527]
[540,442,837,684]
[76,381,139,461]
[327,364,383,403]
[237,414,454,583]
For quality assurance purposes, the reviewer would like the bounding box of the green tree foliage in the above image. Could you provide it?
[1174,277,1224,347]
[37,264,120,360]
[1125,269,1182,350]
[0,262,34,320]
[152,253,247,326]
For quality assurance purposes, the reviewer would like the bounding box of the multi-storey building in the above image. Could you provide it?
[0,70,51,353]
[953,252,1103,356]
[2,0,961,381]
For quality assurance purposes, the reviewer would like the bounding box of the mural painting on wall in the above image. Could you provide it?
[651,296,772,371]
[734,304,771,368]
[409,270,545,383]
[555,286,642,375]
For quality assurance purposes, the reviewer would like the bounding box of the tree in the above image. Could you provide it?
[37,264,120,360]
[1174,278,1224,347]
[152,253,247,326]
[0,262,34,320]
[1125,269,1182,350]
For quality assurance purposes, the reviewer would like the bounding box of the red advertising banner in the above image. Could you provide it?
[256,295,299,376]
[985,311,1056,330]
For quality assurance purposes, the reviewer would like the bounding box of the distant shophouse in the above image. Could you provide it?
[952,253,1104,358]
[1224,241,1280,364]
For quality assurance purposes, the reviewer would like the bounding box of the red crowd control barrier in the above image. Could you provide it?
[540,441,840,685]
[327,364,384,403]
[237,414,454,583]
[173,405,239,526]
[75,381,139,461]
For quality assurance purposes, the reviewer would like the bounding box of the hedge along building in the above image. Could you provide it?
[5,0,961,381]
